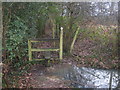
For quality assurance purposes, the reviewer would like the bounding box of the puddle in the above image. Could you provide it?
[45,64,120,88]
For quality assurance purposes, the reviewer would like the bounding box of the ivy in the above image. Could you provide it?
[6,16,29,66]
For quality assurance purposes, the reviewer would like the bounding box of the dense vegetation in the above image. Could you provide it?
[2,2,119,88]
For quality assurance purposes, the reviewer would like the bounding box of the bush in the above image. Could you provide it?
[5,16,29,68]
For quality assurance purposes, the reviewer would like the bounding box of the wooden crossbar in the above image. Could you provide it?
[31,48,59,52]
[30,38,59,42]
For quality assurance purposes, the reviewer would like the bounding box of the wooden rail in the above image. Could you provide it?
[30,38,59,42]
[31,48,59,52]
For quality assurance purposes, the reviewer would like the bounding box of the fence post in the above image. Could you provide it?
[53,22,56,47]
[60,27,63,60]
[70,27,80,53]
[28,40,32,61]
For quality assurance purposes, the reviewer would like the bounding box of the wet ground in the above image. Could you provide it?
[29,64,70,88]
[29,63,120,89]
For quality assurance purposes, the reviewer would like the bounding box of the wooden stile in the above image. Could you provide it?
[28,27,63,61]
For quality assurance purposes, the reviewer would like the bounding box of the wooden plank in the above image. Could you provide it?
[29,38,59,42]
[33,59,45,61]
[45,51,51,59]
[29,58,60,61]
[31,48,59,52]
[28,40,32,61]
[59,27,63,60]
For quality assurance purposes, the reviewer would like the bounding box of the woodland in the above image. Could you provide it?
[2,2,119,88]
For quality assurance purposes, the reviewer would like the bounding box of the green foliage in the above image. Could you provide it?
[81,25,117,57]
[2,2,118,88]
[3,2,118,70]
[3,3,46,66]
[36,16,47,38]
[6,16,29,66]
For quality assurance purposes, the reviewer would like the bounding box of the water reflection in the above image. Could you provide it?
[48,65,120,88]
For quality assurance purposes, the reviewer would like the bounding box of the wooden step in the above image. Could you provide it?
[29,38,59,42]
[33,59,45,61]
[31,48,59,51]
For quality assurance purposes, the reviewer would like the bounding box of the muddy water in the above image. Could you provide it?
[43,64,120,88]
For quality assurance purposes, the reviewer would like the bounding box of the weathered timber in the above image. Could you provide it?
[28,40,32,61]
[31,48,59,52]
[70,27,80,53]
[33,59,45,61]
[59,27,63,60]
[29,38,59,42]
[45,51,51,59]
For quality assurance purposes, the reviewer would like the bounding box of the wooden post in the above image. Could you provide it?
[59,27,63,60]
[28,40,32,61]
[70,27,80,53]
[52,22,56,47]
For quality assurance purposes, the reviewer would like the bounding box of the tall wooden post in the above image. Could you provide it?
[52,22,55,47]
[59,27,63,60]
[28,40,32,61]
[70,27,79,53]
